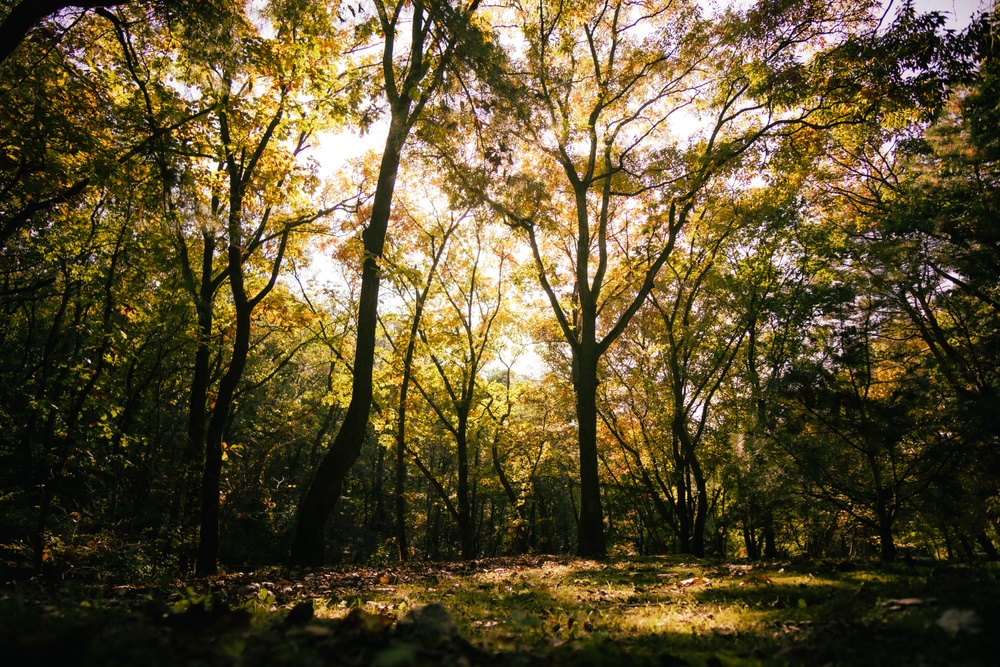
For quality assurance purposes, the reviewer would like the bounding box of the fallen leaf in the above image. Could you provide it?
[680,577,708,587]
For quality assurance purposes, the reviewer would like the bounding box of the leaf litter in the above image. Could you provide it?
[2,555,998,666]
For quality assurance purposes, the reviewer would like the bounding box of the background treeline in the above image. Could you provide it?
[0,0,997,579]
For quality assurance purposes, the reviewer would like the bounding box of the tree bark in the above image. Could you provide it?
[575,347,606,558]
[194,262,249,575]
[976,531,999,560]
[456,409,475,559]
[291,120,407,566]
[876,501,896,563]
[178,232,216,548]
[394,379,410,562]
[763,512,778,558]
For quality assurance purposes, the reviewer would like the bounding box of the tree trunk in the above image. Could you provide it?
[976,530,999,560]
[185,238,214,464]
[195,243,252,576]
[394,383,409,561]
[292,120,407,566]
[574,348,606,558]
[180,233,215,548]
[743,520,760,560]
[877,509,896,563]
[456,410,475,559]
[690,453,708,558]
[763,513,778,559]
[674,459,691,554]
[0,0,129,65]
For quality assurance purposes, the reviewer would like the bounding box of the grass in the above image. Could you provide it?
[2,556,997,666]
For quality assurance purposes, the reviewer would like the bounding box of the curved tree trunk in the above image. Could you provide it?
[876,500,896,563]
[290,0,480,566]
[195,221,289,574]
[291,121,406,566]
[195,268,249,575]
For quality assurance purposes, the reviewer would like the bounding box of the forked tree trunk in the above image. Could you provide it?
[195,278,250,575]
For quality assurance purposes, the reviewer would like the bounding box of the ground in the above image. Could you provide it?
[2,556,997,666]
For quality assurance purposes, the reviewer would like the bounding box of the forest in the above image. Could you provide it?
[1,0,998,593]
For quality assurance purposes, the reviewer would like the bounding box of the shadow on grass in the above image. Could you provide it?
[2,556,998,666]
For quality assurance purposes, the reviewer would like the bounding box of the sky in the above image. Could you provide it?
[908,0,989,29]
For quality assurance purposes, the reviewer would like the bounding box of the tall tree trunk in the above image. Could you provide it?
[393,225,452,562]
[290,0,477,566]
[575,347,606,558]
[291,120,406,566]
[691,476,708,557]
[394,379,410,561]
[876,498,896,563]
[743,519,760,560]
[179,233,215,544]
[185,233,216,466]
[195,244,252,575]
[456,409,474,559]
[763,512,778,558]
[688,440,708,558]
[976,530,999,560]
[673,436,692,554]
[193,97,290,573]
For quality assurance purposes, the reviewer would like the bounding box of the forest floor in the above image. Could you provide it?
[2,555,997,666]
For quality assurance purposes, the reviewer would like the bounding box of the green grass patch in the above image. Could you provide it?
[2,556,997,666]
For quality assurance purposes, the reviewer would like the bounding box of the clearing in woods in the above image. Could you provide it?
[2,556,996,666]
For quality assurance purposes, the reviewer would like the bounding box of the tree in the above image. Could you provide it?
[600,195,785,556]
[843,7,1000,556]
[441,0,884,556]
[0,2,217,251]
[770,287,954,561]
[379,193,458,561]
[84,0,352,574]
[407,215,509,559]
[292,0,484,566]
[769,5,999,559]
